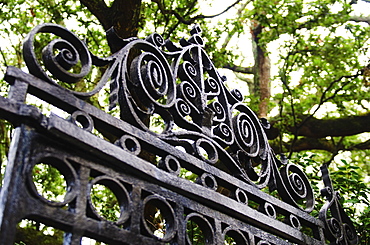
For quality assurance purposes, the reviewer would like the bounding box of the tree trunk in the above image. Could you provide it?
[80,0,142,52]
[251,23,271,118]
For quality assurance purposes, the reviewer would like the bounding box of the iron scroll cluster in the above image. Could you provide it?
[0,23,358,244]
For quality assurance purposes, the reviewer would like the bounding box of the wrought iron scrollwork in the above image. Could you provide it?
[0,21,361,244]
[21,23,316,212]
[23,23,113,99]
[23,24,92,85]
[319,165,359,245]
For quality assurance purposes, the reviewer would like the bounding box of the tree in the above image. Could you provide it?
[0,0,369,243]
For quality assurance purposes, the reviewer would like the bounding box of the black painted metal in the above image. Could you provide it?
[0,23,357,244]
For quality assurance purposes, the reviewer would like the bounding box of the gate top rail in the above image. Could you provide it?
[0,23,358,244]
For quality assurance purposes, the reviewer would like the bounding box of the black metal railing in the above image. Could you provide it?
[0,23,357,244]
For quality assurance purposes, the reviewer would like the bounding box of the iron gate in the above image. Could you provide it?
[0,23,358,244]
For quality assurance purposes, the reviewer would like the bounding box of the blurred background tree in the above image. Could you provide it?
[0,0,369,243]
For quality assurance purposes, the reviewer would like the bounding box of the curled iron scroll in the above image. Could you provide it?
[275,158,315,212]
[23,23,91,84]
[319,165,358,244]
[114,37,176,132]
[23,23,113,99]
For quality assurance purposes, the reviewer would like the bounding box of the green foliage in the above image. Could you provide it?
[141,0,201,38]
[356,205,370,244]
[15,223,64,245]
[90,184,121,222]
[251,0,352,44]
[32,163,67,202]
[331,159,370,244]
[260,1,369,128]
[186,219,206,244]
[331,159,370,211]
[0,0,108,77]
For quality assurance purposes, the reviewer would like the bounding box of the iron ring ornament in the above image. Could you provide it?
[87,175,132,225]
[27,155,79,207]
[23,23,317,213]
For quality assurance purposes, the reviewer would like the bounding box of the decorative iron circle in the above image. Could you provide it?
[122,41,177,133]
[43,39,79,74]
[196,173,218,191]
[116,134,141,155]
[176,99,192,117]
[213,123,233,143]
[233,113,258,157]
[185,213,214,245]
[87,176,131,225]
[27,155,78,207]
[194,138,218,164]
[142,195,177,242]
[69,110,94,132]
[181,81,198,99]
[289,172,307,198]
[231,103,268,160]
[263,202,276,219]
[158,155,181,175]
[234,188,248,205]
[236,150,271,189]
[223,227,249,245]
[179,61,197,79]
[231,89,244,102]
[289,214,301,230]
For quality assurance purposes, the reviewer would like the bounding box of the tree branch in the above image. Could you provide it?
[223,64,254,74]
[348,138,370,150]
[270,137,370,154]
[267,112,370,139]
[164,0,198,38]
[79,0,112,30]
[296,113,370,138]
[151,0,243,25]
[296,70,363,135]
[221,0,251,49]
[80,0,142,52]
[200,0,244,19]
[350,15,370,25]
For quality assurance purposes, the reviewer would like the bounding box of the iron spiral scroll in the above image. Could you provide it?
[319,165,359,245]
[22,23,315,212]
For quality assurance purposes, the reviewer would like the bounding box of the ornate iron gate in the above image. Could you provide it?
[0,23,358,244]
